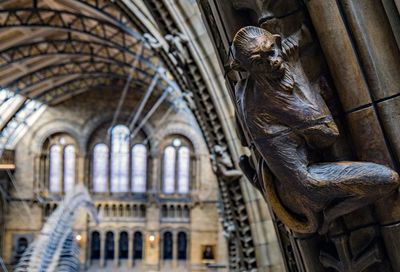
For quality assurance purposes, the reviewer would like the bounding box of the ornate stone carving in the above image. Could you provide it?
[231,26,400,234]
[165,31,191,65]
[212,145,242,182]
[319,234,381,272]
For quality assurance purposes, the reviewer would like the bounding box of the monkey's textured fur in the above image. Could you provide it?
[232,26,399,234]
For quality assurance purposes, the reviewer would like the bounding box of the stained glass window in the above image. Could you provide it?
[111,125,129,192]
[132,144,147,193]
[162,139,191,194]
[63,145,75,193]
[93,143,108,193]
[49,145,62,192]
[163,146,176,193]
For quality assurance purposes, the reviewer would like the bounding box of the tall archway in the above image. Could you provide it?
[133,231,143,260]
[162,232,173,260]
[90,232,100,260]
[105,232,114,260]
[177,232,187,261]
[14,237,28,264]
[119,231,129,259]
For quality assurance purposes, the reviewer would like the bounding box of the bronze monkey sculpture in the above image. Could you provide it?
[232,26,399,234]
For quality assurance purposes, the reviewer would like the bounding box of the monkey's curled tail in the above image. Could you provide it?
[260,160,319,234]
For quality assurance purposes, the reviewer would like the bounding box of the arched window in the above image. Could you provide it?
[183,205,190,218]
[161,205,167,218]
[105,231,114,260]
[162,138,191,194]
[49,145,62,193]
[177,146,190,193]
[140,204,146,217]
[119,232,129,259]
[63,145,75,193]
[112,205,117,217]
[92,144,108,193]
[104,205,109,217]
[133,232,143,260]
[177,205,183,217]
[163,232,173,260]
[90,124,149,194]
[14,237,28,264]
[45,135,78,195]
[45,204,51,217]
[177,232,187,260]
[111,125,130,192]
[91,232,100,260]
[163,146,176,193]
[132,144,147,193]
[119,204,123,217]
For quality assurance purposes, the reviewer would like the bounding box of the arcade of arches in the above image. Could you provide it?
[0,0,280,271]
[2,0,398,272]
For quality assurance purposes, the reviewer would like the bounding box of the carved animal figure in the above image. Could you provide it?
[212,145,242,182]
[232,26,399,234]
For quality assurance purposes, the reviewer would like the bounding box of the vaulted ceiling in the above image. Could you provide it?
[0,0,187,150]
[0,1,265,269]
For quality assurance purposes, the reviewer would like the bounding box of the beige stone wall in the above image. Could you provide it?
[166,1,284,270]
[2,89,228,270]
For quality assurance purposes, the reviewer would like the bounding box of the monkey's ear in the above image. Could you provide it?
[230,59,245,72]
[273,34,282,48]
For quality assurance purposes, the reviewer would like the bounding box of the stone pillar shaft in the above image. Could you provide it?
[128,231,133,267]
[100,231,105,267]
[114,234,119,267]
[306,0,371,112]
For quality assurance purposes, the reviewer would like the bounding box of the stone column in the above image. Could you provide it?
[172,231,177,269]
[128,231,133,267]
[304,1,399,271]
[86,231,91,268]
[76,154,85,187]
[150,151,158,193]
[107,144,112,195]
[100,231,105,267]
[306,0,371,113]
[33,155,40,194]
[44,153,49,194]
[381,0,400,48]
[338,1,400,270]
[114,232,119,267]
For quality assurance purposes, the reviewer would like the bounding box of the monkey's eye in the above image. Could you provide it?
[266,50,274,56]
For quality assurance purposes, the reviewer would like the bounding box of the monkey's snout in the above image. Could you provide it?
[270,58,283,70]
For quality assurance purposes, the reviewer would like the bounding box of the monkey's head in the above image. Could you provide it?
[231,26,285,79]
